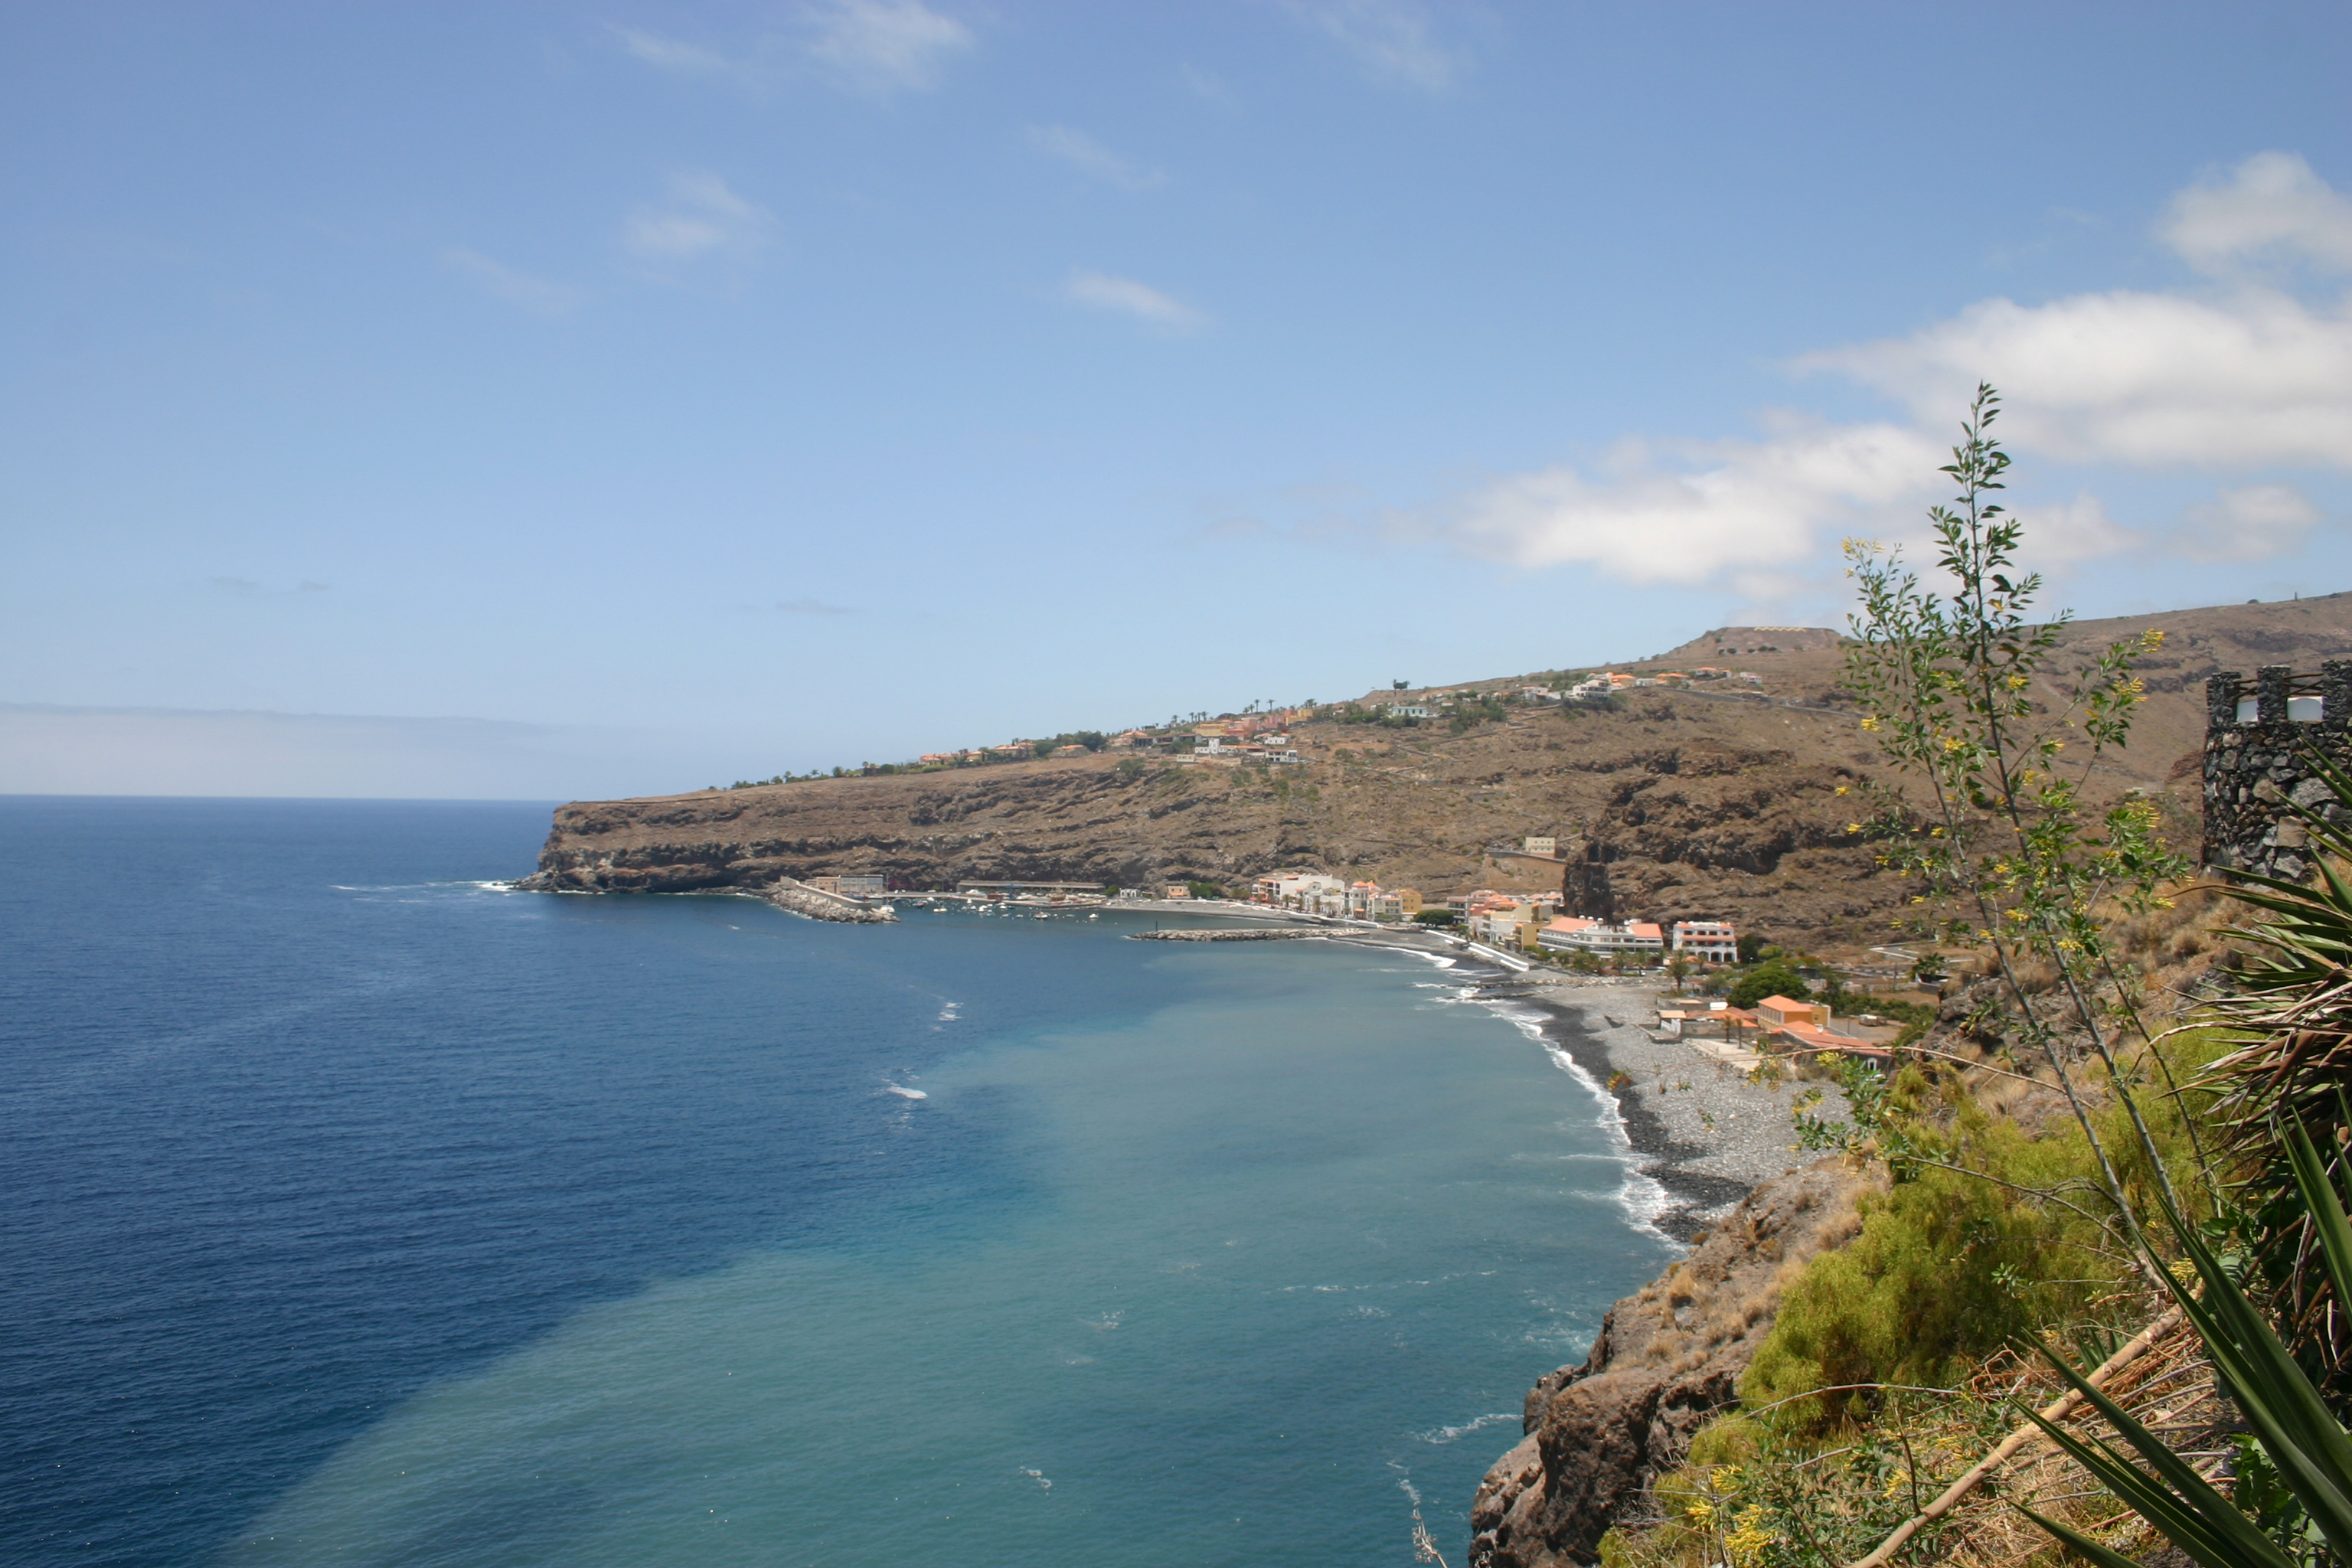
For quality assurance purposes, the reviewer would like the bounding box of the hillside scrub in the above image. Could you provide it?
[1587,387,2340,1566]
[1740,1031,2231,1436]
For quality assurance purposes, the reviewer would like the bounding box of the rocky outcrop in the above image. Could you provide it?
[1470,1159,1871,1567]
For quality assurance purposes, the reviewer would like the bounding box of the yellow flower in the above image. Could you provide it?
[1684,1497,1717,1527]
[2007,675,2029,689]
[1942,737,1963,752]
[1834,784,1851,795]
[1847,822,1862,835]
[1860,717,1880,732]
[1724,1504,1773,1567]
[2005,908,2030,923]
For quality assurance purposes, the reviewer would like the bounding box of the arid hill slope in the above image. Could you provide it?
[520,593,2352,954]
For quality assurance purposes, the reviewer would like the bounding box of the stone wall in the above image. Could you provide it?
[2203,662,2352,880]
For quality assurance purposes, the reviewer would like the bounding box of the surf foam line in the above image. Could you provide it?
[1462,988,1674,1240]
[1416,1410,1521,1446]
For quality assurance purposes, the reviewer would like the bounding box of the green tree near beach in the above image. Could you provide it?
[1726,963,1810,1011]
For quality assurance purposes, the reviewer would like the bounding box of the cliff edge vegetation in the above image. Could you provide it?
[1475,388,2352,1568]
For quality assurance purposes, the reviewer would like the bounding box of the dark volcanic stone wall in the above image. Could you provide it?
[2203,662,2352,880]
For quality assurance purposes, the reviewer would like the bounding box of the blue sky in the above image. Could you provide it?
[5,1,2350,797]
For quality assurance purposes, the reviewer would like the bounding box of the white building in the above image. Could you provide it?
[1539,919,1666,959]
[1670,920,1739,963]
[1254,871,1348,913]
[1384,704,1433,720]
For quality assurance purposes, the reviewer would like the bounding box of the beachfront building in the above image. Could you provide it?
[1467,894,1560,949]
[1540,919,1667,961]
[1537,916,1597,954]
[1670,920,1739,964]
[1370,888,1422,921]
[1164,884,1193,900]
[1254,871,1348,912]
[1753,997,1888,1063]
[1754,995,1828,1030]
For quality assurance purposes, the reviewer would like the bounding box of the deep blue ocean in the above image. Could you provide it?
[0,798,1674,1566]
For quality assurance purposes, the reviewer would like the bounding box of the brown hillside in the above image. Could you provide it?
[521,592,2352,955]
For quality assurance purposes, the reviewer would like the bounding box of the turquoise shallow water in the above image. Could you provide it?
[0,800,1674,1566]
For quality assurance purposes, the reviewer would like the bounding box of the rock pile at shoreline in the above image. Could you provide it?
[1126,926,1325,941]
[763,878,894,924]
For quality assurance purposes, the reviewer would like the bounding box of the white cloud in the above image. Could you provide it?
[2007,492,2140,567]
[1064,269,1204,332]
[804,0,972,92]
[1799,286,2352,470]
[612,27,734,77]
[1027,126,1162,191]
[1288,0,1468,93]
[625,172,776,263]
[1800,150,2352,471]
[1382,152,2352,601]
[2161,151,2352,276]
[611,4,970,94]
[442,247,589,315]
[1438,423,1943,585]
[2176,482,2325,560]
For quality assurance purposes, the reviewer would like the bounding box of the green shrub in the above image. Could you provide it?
[1741,1034,2231,1433]
[1727,963,1811,1010]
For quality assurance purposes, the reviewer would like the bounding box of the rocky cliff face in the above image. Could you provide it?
[514,703,1924,949]
[511,593,2302,948]
[1470,1159,1872,1567]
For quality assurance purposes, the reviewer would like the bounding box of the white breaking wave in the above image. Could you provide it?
[1417,1410,1520,1445]
[882,1083,927,1100]
[1465,990,1677,1240]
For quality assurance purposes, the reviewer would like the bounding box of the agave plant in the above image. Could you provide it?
[2018,1121,2352,1567]
[2206,745,2352,1390]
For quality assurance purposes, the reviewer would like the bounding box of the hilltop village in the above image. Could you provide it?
[719,654,1788,786]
